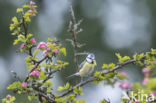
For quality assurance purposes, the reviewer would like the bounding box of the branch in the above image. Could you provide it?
[24,56,48,82]
[22,14,28,37]
[57,59,137,98]
[68,5,79,70]
[42,68,62,84]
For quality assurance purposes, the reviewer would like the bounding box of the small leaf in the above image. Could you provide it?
[59,48,67,56]
[17,8,23,13]
[33,49,39,57]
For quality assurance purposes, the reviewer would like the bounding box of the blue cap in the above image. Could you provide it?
[87,53,95,60]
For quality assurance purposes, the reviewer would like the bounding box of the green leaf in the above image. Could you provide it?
[39,70,46,80]
[57,86,65,91]
[33,49,39,57]
[47,87,52,93]
[132,83,143,90]
[115,53,130,64]
[26,33,33,39]
[13,39,20,45]
[102,63,115,69]
[18,34,26,42]
[57,82,70,91]
[45,80,53,87]
[12,17,18,23]
[60,48,66,56]
[7,81,22,90]
[47,38,53,42]
[99,100,106,103]
[146,78,156,91]
[28,95,34,101]
[17,8,23,13]
[151,48,156,55]
[22,5,30,8]
[10,24,16,31]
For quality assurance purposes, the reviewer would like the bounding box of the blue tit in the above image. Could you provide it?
[67,53,97,78]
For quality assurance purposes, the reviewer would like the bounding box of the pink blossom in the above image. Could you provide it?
[30,38,36,43]
[142,78,148,85]
[134,100,139,103]
[29,70,40,77]
[20,43,26,49]
[13,22,16,25]
[30,1,35,5]
[35,71,40,77]
[41,97,46,102]
[142,68,150,77]
[33,13,36,16]
[28,9,33,13]
[142,68,150,73]
[22,82,27,88]
[144,72,150,77]
[6,94,11,99]
[47,48,51,51]
[119,82,131,89]
[151,92,156,96]
[53,49,59,54]
[37,42,46,49]
[120,72,128,77]
[43,50,47,55]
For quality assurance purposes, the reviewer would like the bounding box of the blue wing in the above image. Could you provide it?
[78,60,86,70]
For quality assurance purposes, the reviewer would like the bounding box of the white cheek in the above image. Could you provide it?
[86,58,92,63]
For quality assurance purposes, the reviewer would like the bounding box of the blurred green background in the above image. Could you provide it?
[0,0,156,102]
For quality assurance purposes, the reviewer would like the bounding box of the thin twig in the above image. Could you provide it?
[24,56,48,82]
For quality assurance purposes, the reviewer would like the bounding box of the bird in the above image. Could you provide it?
[67,53,97,79]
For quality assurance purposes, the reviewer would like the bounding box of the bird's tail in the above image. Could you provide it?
[66,72,79,79]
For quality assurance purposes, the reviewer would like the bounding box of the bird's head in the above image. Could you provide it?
[86,53,95,63]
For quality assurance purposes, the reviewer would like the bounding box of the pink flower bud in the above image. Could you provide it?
[144,72,150,77]
[142,68,150,73]
[30,1,35,5]
[53,49,59,54]
[151,92,156,96]
[29,70,40,77]
[142,68,150,77]
[35,71,40,77]
[28,10,33,13]
[37,42,46,49]
[22,82,27,88]
[134,100,139,103]
[142,78,148,85]
[20,43,26,49]
[41,97,46,102]
[30,38,36,43]
[33,13,36,16]
[43,50,47,55]
[119,82,131,89]
[6,94,11,99]
[13,22,16,25]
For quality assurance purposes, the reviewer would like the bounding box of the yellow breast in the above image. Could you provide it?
[79,61,96,77]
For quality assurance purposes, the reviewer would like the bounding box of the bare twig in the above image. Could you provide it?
[68,5,84,73]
